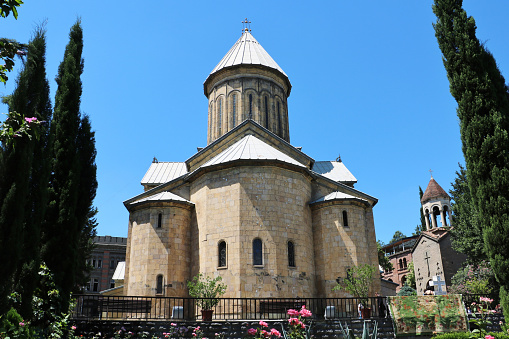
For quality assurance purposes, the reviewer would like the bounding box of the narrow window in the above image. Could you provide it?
[156,275,164,294]
[288,241,295,267]
[253,238,262,266]
[110,260,115,270]
[218,98,223,135]
[98,259,102,268]
[277,101,281,134]
[157,213,162,228]
[264,96,269,128]
[399,259,403,269]
[343,211,349,227]
[92,259,96,268]
[346,267,353,281]
[249,94,253,119]
[218,241,227,267]
[232,94,237,128]
[403,258,407,268]
[93,279,99,292]
[110,281,115,289]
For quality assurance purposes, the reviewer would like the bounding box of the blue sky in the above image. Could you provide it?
[1,1,508,245]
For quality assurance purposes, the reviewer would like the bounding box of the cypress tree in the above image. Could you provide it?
[414,186,427,235]
[449,164,484,264]
[42,20,84,312]
[0,27,51,316]
[433,0,509,316]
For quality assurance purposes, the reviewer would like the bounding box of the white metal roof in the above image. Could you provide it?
[141,162,187,185]
[131,191,192,204]
[201,134,305,169]
[112,261,125,280]
[208,31,287,77]
[311,191,368,204]
[312,161,357,183]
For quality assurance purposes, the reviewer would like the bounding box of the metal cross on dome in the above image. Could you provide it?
[242,18,252,32]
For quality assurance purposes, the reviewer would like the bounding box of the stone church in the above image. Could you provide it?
[123,28,381,299]
[412,175,466,295]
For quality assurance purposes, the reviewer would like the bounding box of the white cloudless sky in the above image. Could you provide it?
[1,1,508,244]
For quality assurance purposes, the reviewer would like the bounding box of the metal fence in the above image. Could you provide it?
[71,295,388,321]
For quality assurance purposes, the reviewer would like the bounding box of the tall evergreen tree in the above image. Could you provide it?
[0,27,51,316]
[42,20,84,312]
[433,0,509,316]
[414,186,427,235]
[449,164,484,264]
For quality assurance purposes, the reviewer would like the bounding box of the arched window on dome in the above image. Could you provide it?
[342,210,349,227]
[232,94,237,128]
[287,241,295,267]
[218,241,227,268]
[264,96,269,129]
[277,101,281,135]
[249,94,253,119]
[156,274,164,295]
[253,238,263,266]
[217,98,223,135]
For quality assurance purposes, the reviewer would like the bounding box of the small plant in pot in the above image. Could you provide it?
[333,264,377,319]
[187,273,227,321]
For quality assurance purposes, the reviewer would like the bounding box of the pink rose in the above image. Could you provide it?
[19,322,25,327]
[261,330,269,338]
[289,318,300,326]
[259,321,268,328]
[287,308,300,316]
[71,325,77,330]
[299,307,312,318]
[485,335,495,339]
[247,328,257,335]
[270,328,281,337]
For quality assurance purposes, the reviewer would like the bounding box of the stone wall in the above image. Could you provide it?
[189,165,315,298]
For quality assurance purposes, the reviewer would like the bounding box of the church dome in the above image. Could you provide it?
[204,27,292,145]
[421,176,449,204]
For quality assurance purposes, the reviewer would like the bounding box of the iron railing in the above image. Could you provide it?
[71,295,388,321]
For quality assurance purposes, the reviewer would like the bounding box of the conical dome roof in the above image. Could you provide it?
[207,29,288,78]
[421,177,449,203]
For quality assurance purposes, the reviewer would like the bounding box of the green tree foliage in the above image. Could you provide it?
[449,164,485,265]
[449,261,496,295]
[389,230,407,244]
[405,261,416,290]
[333,264,377,306]
[42,20,95,313]
[433,0,509,317]
[398,285,417,296]
[377,240,393,272]
[0,27,51,316]
[0,0,26,84]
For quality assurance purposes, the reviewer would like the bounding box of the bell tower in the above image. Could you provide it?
[203,21,292,144]
[421,172,452,229]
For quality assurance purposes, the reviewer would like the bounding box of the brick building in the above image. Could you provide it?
[122,28,381,299]
[381,236,418,293]
[85,236,127,293]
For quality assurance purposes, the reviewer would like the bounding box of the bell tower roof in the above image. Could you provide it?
[421,175,449,204]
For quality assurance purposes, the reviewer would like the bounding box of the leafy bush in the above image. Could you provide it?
[397,285,417,296]
[431,332,471,339]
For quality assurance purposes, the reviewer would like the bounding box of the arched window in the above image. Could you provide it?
[218,241,227,267]
[156,275,164,294]
[232,94,237,128]
[253,238,262,266]
[277,101,281,134]
[399,259,403,269]
[218,98,223,135]
[342,211,349,227]
[264,96,269,129]
[157,213,162,228]
[288,241,295,267]
[249,94,253,119]
[403,258,407,268]
[401,275,407,286]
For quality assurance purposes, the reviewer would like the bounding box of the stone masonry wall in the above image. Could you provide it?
[312,201,381,298]
[189,165,315,298]
[126,203,192,297]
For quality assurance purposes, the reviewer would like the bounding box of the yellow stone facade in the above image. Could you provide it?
[123,29,380,300]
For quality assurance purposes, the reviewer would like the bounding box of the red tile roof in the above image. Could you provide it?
[421,177,449,203]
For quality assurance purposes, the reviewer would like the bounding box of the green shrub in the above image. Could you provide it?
[431,332,471,339]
